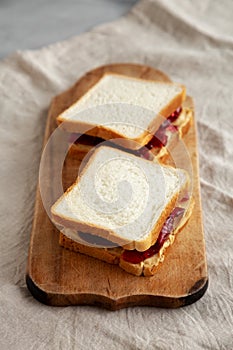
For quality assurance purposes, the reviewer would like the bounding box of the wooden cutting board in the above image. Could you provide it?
[26,63,208,310]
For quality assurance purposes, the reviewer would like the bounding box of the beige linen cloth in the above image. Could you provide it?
[0,0,233,349]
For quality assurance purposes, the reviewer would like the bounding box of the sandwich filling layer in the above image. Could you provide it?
[60,195,190,264]
[121,206,184,263]
[68,107,187,157]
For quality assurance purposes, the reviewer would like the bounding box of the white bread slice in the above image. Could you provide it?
[67,105,193,162]
[57,73,186,147]
[51,146,189,251]
[59,198,194,276]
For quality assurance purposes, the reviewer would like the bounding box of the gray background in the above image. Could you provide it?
[0,0,137,59]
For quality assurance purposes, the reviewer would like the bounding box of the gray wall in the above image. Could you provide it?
[0,0,137,58]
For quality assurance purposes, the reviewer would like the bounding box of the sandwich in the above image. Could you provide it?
[51,146,193,276]
[57,73,193,162]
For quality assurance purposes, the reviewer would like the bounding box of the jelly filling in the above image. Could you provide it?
[121,206,185,264]
[75,204,186,264]
[69,133,105,146]
[137,107,182,158]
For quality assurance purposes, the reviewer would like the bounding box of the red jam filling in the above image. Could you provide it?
[137,107,182,158]
[167,107,183,123]
[68,133,105,146]
[121,206,185,264]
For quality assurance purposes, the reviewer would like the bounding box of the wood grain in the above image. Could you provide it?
[26,63,208,309]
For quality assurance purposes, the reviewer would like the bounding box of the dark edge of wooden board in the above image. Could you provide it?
[26,274,208,310]
[26,63,208,310]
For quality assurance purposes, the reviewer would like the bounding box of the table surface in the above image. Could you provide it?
[0,0,137,59]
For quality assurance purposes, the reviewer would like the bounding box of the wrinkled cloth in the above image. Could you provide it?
[0,0,233,349]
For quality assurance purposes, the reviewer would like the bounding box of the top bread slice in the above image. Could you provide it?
[57,73,186,148]
[51,146,189,251]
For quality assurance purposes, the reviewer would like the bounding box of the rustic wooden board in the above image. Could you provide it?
[26,63,208,309]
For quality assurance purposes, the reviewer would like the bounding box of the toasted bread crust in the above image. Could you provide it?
[59,199,194,276]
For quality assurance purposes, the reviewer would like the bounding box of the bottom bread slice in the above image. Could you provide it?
[59,199,194,277]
